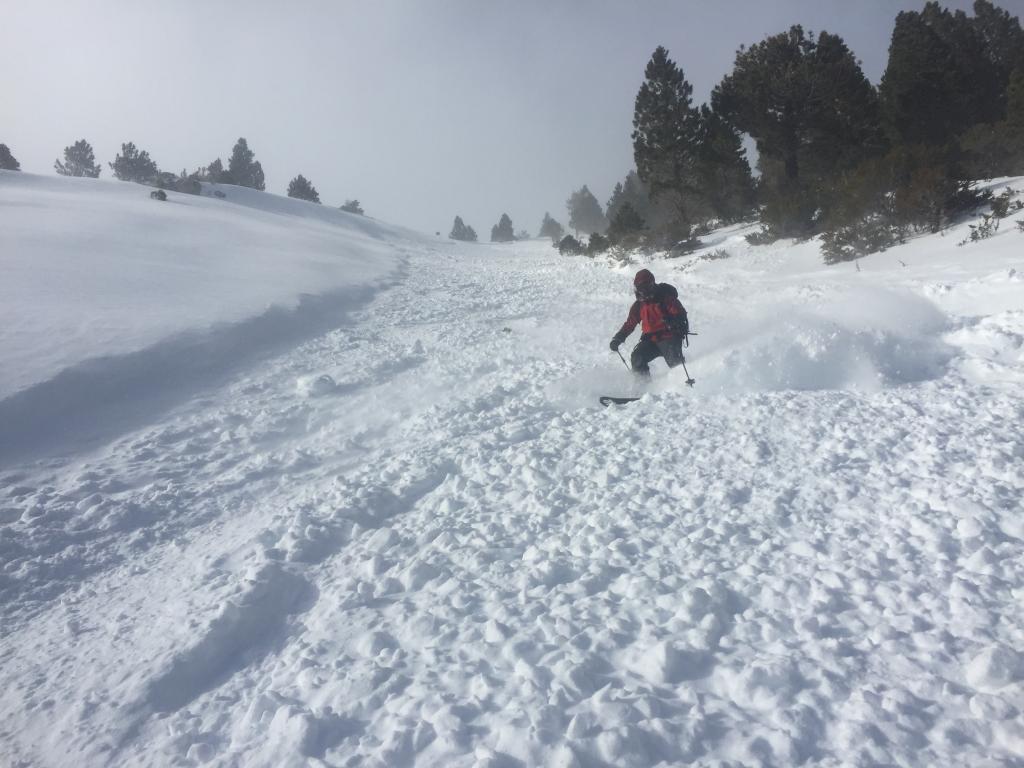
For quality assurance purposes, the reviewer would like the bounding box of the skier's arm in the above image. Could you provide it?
[610,302,641,350]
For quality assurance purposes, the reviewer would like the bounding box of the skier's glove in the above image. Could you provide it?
[609,336,622,352]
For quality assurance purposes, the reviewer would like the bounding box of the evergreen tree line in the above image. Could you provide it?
[0,136,365,213]
[595,0,1024,261]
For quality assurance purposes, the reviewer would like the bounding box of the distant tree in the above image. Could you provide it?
[109,142,159,183]
[713,26,886,235]
[449,215,478,242]
[566,185,605,235]
[227,138,265,190]
[632,47,703,235]
[340,199,364,214]
[607,202,646,246]
[605,170,651,225]
[287,174,320,203]
[0,144,20,171]
[515,229,531,240]
[538,212,564,241]
[55,139,101,177]
[490,213,515,242]
[203,158,228,183]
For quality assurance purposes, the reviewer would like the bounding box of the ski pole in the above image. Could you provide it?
[616,348,630,371]
[681,357,696,387]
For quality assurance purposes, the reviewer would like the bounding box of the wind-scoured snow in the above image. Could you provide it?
[0,172,418,460]
[1,175,1022,767]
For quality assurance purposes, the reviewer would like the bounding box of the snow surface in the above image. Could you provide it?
[1,174,1023,767]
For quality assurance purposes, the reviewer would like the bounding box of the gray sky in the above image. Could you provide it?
[5,0,1014,236]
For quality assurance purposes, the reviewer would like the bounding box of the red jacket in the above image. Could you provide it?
[616,283,687,343]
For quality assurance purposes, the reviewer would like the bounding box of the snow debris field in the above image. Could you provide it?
[1,173,1023,767]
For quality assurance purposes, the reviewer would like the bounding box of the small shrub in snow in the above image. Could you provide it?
[990,188,1021,219]
[745,226,778,245]
[957,190,1023,246]
[150,189,167,201]
[340,199,364,215]
[958,214,1000,245]
[700,248,732,262]
[557,235,584,255]
[822,217,903,263]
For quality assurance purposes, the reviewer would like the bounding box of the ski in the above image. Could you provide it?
[599,395,641,406]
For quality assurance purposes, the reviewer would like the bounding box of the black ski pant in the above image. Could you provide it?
[631,336,684,377]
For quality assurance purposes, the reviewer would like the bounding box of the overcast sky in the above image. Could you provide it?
[5,0,1013,236]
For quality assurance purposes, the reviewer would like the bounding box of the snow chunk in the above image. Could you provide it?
[623,641,712,685]
[296,373,337,397]
[966,645,1022,691]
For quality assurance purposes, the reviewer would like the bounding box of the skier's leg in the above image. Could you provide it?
[658,337,685,368]
[630,339,660,377]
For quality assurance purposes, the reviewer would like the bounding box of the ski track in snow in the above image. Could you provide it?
[3,208,1024,766]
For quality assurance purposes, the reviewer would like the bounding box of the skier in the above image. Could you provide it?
[609,268,689,377]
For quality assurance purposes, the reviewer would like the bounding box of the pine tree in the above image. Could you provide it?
[109,142,159,183]
[204,158,227,182]
[607,203,646,246]
[694,105,755,222]
[55,139,101,177]
[632,47,702,233]
[287,174,320,203]
[227,138,265,190]
[0,144,20,171]
[879,5,1001,147]
[606,171,651,225]
[449,215,478,242]
[340,199,364,214]
[972,0,1024,91]
[566,185,605,235]
[490,213,515,242]
[538,212,564,241]
[713,26,885,235]
[1009,67,1024,127]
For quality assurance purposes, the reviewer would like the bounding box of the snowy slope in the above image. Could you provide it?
[0,172,419,461]
[1,176,1023,767]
